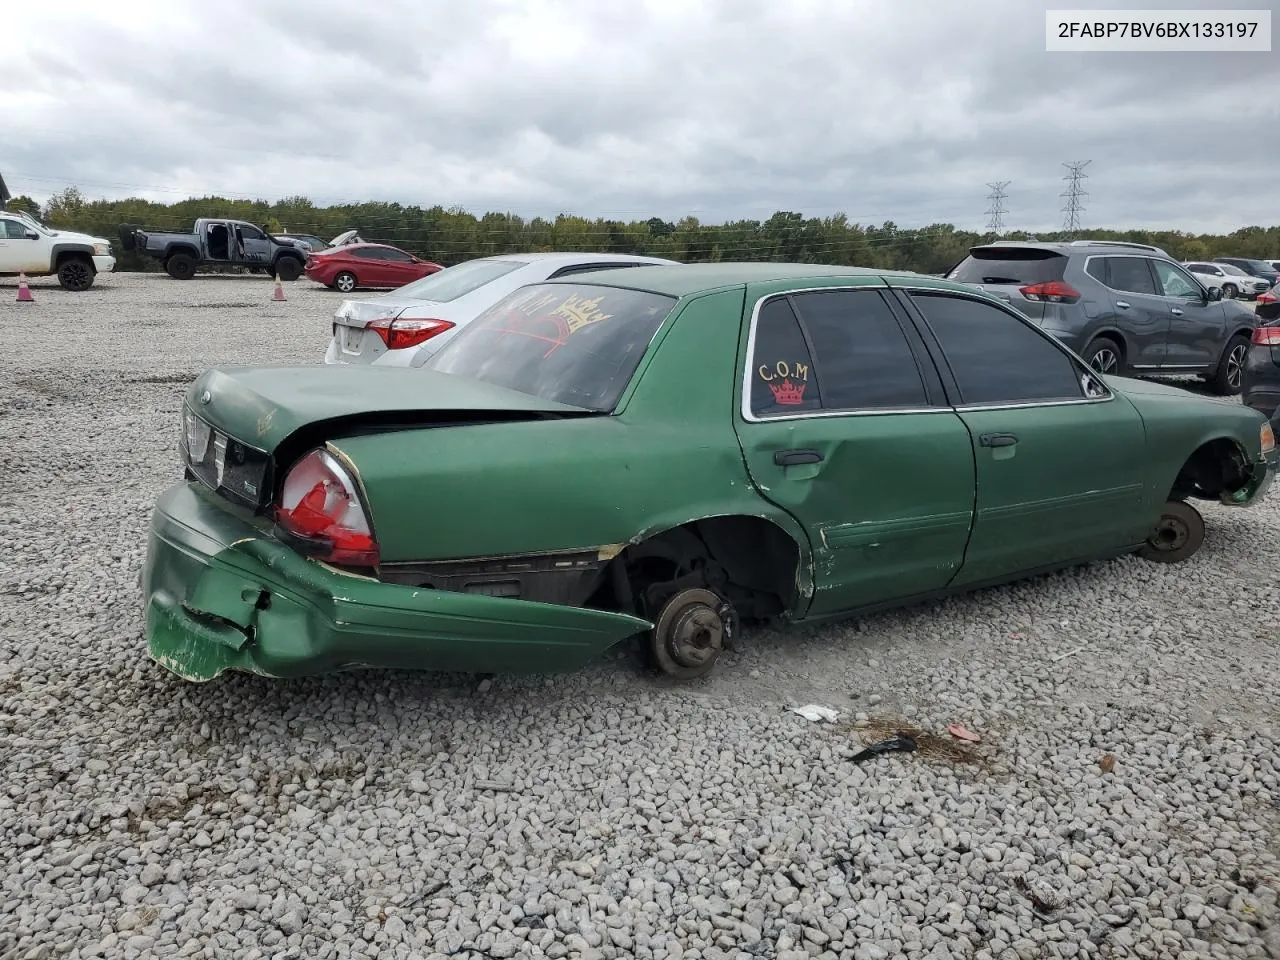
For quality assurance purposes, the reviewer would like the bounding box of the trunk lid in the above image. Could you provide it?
[188,365,592,455]
[330,297,446,364]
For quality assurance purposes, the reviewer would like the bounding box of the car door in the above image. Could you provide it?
[0,216,44,272]
[234,224,273,266]
[0,216,20,271]
[1150,259,1225,369]
[733,284,977,617]
[898,288,1148,587]
[1085,255,1170,369]
[379,247,420,287]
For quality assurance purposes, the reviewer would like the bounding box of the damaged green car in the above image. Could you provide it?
[143,264,1277,682]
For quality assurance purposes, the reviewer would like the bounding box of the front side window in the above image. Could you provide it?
[382,248,414,262]
[236,225,265,241]
[788,290,928,410]
[748,298,823,417]
[1102,256,1158,295]
[1152,260,1201,299]
[425,283,676,412]
[911,293,1084,405]
[1,218,30,239]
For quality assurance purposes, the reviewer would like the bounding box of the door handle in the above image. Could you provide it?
[1115,300,1131,309]
[979,433,1018,448]
[774,449,824,466]
[1171,308,1184,316]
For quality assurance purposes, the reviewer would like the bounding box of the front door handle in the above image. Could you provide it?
[979,433,1018,448]
[774,449,824,466]
[1171,307,1184,316]
[1115,300,1131,309]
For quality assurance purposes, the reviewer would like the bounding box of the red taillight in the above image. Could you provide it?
[368,316,455,350]
[1252,326,1280,345]
[1019,280,1082,304]
[1257,292,1277,304]
[275,449,379,567]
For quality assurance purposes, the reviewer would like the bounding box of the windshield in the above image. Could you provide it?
[1220,264,1251,277]
[393,258,524,302]
[14,211,54,236]
[946,248,1066,285]
[424,282,677,411]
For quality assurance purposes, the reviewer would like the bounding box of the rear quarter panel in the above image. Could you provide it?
[334,287,810,563]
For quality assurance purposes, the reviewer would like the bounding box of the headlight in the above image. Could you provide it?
[93,242,111,256]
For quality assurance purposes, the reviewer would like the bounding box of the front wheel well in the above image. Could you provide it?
[54,249,93,267]
[590,516,804,623]
[1169,438,1252,501]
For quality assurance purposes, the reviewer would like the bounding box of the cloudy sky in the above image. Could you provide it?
[4,0,1277,232]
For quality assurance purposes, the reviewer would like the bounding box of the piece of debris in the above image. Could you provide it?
[788,704,840,723]
[947,723,981,743]
[476,677,494,693]
[848,735,917,764]
[1052,646,1085,662]
[1014,874,1063,917]
[1098,753,1116,774]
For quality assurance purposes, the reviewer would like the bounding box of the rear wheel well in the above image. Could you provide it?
[589,516,803,623]
[1169,438,1252,501]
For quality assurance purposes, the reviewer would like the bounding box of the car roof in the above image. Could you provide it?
[541,261,949,298]
[970,239,1172,258]
[479,251,680,265]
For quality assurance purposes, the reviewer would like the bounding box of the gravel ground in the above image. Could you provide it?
[2,272,1278,960]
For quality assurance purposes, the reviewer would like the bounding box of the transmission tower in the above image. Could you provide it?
[985,181,1010,233]
[1060,161,1091,236]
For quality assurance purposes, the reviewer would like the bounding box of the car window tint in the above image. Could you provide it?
[352,248,382,259]
[236,225,265,240]
[1085,258,1109,285]
[425,283,677,412]
[1103,257,1158,295]
[748,297,822,417]
[1152,261,1200,298]
[911,293,1084,404]
[946,248,1066,285]
[382,248,413,262]
[788,290,927,410]
[2,219,27,239]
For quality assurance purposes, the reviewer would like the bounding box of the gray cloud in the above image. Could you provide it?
[4,0,1278,232]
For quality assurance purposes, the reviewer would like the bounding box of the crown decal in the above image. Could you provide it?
[768,378,807,405]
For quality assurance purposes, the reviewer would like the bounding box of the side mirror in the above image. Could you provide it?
[24,231,38,240]
[1206,286,1223,302]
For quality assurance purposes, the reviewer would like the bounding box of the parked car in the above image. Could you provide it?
[1242,290,1280,419]
[1213,257,1280,288]
[945,240,1257,393]
[324,252,681,366]
[1183,261,1271,300]
[304,242,444,293]
[277,229,362,253]
[142,263,1276,684]
[120,218,308,280]
[0,209,115,290]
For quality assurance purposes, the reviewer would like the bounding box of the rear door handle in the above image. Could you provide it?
[1171,307,1184,316]
[774,449,824,466]
[979,433,1018,448]
[1115,300,1130,309]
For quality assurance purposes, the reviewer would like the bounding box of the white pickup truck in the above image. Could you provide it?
[0,209,115,290]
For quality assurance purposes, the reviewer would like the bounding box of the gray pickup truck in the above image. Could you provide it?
[119,218,309,280]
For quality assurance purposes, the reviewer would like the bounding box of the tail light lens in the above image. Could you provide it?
[1252,326,1280,345]
[1257,292,1277,304]
[275,449,379,567]
[368,316,455,350]
[1019,280,1082,304]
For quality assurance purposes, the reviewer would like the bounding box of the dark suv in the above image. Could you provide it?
[1213,257,1280,288]
[945,240,1258,394]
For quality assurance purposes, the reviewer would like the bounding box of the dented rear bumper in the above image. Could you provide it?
[142,483,650,682]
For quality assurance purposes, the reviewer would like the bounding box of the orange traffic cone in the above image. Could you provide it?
[272,275,286,302]
[16,273,34,302]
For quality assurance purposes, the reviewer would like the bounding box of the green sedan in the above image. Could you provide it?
[143,264,1277,682]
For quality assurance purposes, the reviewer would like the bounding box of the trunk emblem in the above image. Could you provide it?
[199,390,211,404]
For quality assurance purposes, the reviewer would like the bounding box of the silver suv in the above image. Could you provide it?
[945,240,1259,394]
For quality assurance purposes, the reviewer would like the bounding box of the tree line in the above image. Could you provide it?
[11,187,1280,275]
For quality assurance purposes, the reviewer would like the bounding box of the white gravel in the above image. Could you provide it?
[2,272,1279,960]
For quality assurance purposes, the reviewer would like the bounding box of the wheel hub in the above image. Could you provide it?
[1150,516,1189,552]
[652,587,732,674]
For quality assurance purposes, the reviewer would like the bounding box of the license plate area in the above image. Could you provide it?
[343,326,363,353]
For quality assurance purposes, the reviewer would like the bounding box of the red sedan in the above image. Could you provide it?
[305,243,444,293]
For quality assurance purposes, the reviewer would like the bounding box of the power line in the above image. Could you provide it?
[984,181,1010,233]
[1061,161,1091,237]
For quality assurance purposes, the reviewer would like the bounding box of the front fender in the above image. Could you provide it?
[48,242,95,271]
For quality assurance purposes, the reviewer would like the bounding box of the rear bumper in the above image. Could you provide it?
[142,482,650,682]
[93,255,116,273]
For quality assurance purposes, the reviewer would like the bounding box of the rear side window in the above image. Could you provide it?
[748,298,823,417]
[788,290,928,410]
[352,248,383,259]
[1095,256,1158,295]
[946,248,1067,286]
[911,293,1084,405]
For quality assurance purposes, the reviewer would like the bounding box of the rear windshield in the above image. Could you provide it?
[425,283,677,411]
[946,248,1067,286]
[393,258,523,302]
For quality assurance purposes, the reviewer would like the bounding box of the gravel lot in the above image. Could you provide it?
[2,272,1279,960]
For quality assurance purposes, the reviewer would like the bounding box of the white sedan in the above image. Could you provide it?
[323,252,680,367]
[1182,261,1271,300]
